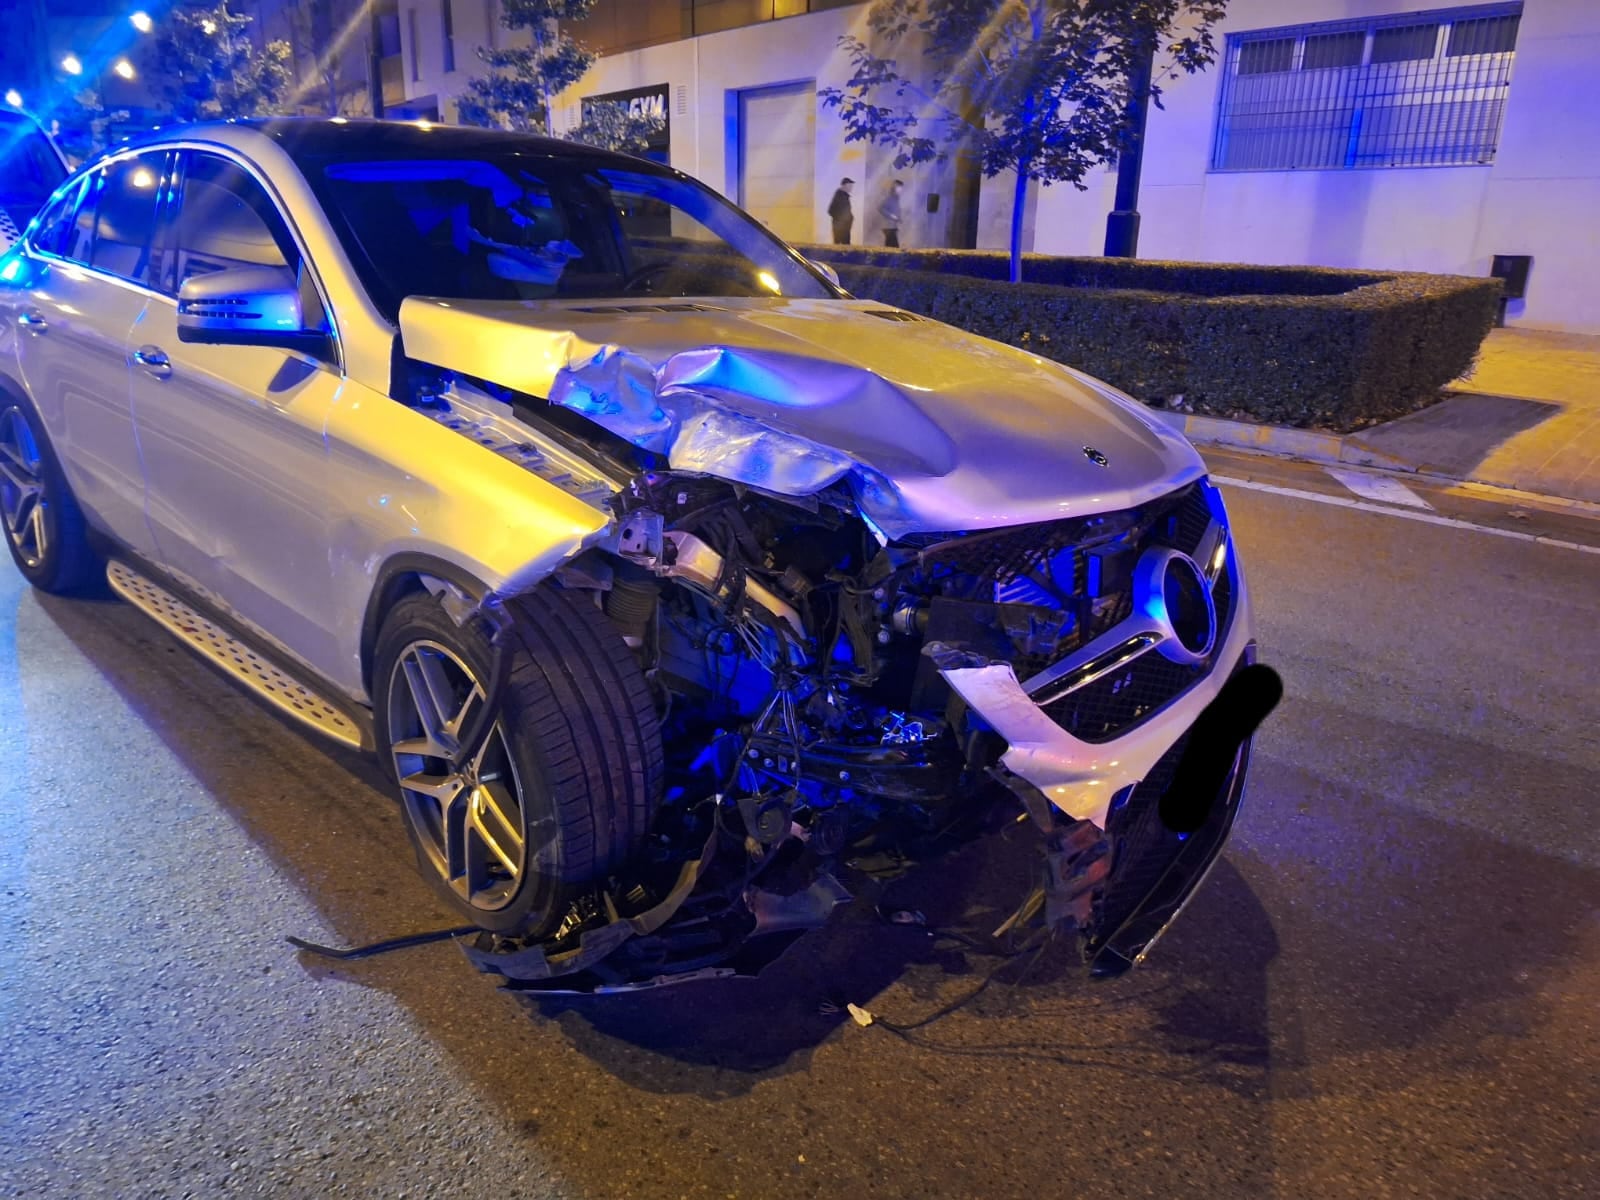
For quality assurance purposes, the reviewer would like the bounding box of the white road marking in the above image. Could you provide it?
[1326,467,1434,509]
[1211,476,1600,556]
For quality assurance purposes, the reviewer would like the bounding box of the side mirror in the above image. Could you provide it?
[177,265,319,348]
[807,258,841,288]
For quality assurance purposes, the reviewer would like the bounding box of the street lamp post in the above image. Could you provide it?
[369,2,386,118]
[1104,35,1157,259]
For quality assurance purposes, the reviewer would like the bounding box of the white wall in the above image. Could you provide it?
[558,6,961,246]
[400,0,1600,332]
[1469,0,1600,333]
[401,0,510,119]
[402,3,963,246]
[1029,0,1600,332]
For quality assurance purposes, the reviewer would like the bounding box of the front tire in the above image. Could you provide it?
[372,584,664,937]
[0,394,99,593]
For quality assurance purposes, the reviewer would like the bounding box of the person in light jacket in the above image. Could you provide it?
[827,177,854,244]
[879,178,905,247]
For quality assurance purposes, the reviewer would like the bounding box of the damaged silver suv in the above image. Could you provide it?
[0,120,1265,989]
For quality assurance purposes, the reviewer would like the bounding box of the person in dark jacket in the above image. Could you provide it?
[827,177,854,244]
[879,178,904,247]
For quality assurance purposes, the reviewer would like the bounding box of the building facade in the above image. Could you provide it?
[396,0,1599,333]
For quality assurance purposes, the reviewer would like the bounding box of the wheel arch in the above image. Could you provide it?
[358,552,499,696]
[0,369,35,413]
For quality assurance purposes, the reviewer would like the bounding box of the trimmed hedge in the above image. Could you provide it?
[799,244,1394,296]
[795,244,1501,431]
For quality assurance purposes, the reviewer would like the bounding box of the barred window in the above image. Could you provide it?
[1210,3,1522,172]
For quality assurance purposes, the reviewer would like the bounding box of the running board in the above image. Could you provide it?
[106,560,365,750]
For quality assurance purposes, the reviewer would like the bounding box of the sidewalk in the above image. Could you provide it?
[1165,327,1600,506]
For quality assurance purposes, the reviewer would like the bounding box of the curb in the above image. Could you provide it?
[1150,410,1413,471]
[1152,409,1600,517]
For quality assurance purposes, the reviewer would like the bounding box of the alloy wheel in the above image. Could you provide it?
[386,639,528,912]
[0,407,48,569]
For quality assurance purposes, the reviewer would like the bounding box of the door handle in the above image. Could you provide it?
[133,345,171,377]
[17,311,47,333]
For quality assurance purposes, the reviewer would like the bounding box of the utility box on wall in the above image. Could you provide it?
[1490,254,1533,326]
[1491,254,1532,299]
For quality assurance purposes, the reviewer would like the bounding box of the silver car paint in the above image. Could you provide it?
[131,295,351,676]
[0,122,1252,831]
[14,261,159,558]
[0,129,618,701]
[317,378,613,697]
[397,295,1208,539]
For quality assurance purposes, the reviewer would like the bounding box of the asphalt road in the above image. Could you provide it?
[2,453,1597,1200]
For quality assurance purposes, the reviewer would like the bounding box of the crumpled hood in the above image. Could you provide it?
[397,295,1204,538]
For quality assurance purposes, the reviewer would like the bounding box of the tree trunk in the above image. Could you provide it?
[537,20,554,138]
[1007,3,1046,284]
[1008,159,1030,285]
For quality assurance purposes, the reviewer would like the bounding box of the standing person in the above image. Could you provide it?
[879,178,905,247]
[827,177,854,244]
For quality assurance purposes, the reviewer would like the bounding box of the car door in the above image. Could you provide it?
[131,148,343,677]
[10,151,172,558]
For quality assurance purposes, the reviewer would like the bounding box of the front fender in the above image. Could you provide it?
[321,383,613,701]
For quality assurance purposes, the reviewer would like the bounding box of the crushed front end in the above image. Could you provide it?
[455,443,1262,990]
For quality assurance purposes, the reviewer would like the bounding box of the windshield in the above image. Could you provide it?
[0,114,68,212]
[296,149,838,320]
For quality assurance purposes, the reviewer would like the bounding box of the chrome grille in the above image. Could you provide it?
[899,481,1230,739]
[1043,566,1234,744]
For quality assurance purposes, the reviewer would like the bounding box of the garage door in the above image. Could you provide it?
[737,81,816,244]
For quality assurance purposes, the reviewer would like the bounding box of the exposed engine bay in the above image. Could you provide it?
[401,363,1269,993]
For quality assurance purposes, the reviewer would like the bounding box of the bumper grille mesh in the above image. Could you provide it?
[1045,565,1234,743]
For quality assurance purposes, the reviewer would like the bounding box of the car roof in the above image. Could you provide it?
[109,117,663,172]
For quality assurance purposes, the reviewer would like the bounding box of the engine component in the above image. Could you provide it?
[661,529,806,643]
[605,571,659,648]
[737,787,797,847]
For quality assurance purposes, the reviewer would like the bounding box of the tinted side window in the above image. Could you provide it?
[167,153,330,341]
[88,152,171,284]
[28,177,86,257]
[168,154,295,287]
[63,176,99,264]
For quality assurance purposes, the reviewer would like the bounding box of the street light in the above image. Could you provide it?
[113,59,136,80]
[61,54,84,76]
[130,11,153,33]
[3,90,21,108]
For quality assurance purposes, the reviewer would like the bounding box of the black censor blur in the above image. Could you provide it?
[1159,664,1283,834]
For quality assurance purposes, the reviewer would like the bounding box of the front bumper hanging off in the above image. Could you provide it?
[997,643,1275,976]
[460,659,1272,993]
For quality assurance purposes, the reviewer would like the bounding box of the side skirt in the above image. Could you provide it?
[105,558,374,752]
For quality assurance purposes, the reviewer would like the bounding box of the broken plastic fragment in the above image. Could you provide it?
[921,641,996,671]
